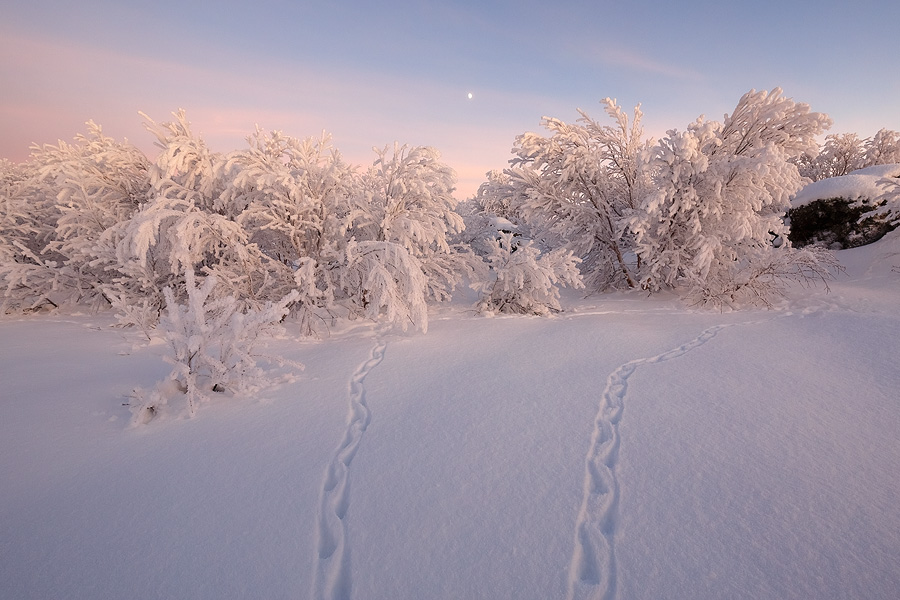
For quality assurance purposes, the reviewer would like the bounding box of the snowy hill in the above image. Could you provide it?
[2,232,899,600]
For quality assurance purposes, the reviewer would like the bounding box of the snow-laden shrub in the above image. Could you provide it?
[0,124,150,312]
[795,128,900,182]
[472,88,850,308]
[479,99,648,291]
[863,129,900,167]
[338,240,429,331]
[685,245,841,308]
[131,271,301,424]
[458,194,576,315]
[111,111,281,321]
[350,143,479,305]
[476,232,583,315]
[210,132,474,333]
[1,111,481,334]
[474,170,520,222]
[0,159,50,312]
[212,129,355,334]
[457,200,526,258]
[141,110,223,212]
[114,189,277,319]
[795,133,865,181]
[629,88,836,307]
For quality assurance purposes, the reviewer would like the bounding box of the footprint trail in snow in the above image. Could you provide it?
[311,341,386,600]
[566,325,727,600]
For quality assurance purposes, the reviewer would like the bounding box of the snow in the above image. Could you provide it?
[3,234,900,599]
[489,215,518,231]
[791,163,900,208]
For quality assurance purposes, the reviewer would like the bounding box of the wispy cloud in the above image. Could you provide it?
[568,41,705,82]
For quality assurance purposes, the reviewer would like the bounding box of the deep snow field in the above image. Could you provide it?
[2,232,899,600]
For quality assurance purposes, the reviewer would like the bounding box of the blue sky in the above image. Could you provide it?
[3,0,898,198]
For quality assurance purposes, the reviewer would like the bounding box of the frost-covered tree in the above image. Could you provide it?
[339,239,429,331]
[479,99,648,290]
[795,129,900,182]
[131,270,301,423]
[476,232,583,315]
[112,111,274,323]
[0,159,47,310]
[0,124,150,312]
[220,137,471,332]
[221,129,353,261]
[1,189,40,309]
[862,129,900,167]
[475,169,521,222]
[212,129,355,333]
[468,169,532,257]
[350,143,476,305]
[1,109,483,334]
[140,110,223,213]
[131,114,478,333]
[629,88,835,306]
[796,133,863,181]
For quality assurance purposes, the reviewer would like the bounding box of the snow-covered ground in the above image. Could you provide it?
[2,233,899,600]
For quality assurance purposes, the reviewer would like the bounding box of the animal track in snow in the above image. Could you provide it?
[566,325,727,600]
[311,341,386,600]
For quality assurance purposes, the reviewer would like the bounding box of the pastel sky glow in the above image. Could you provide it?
[3,0,899,199]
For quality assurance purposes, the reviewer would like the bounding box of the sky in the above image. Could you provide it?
[2,0,899,199]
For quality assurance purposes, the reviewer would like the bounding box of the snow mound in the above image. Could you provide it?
[849,163,900,178]
[791,163,900,208]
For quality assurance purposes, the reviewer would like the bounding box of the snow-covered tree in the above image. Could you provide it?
[220,137,472,332]
[481,99,648,291]
[475,169,521,222]
[212,129,355,334]
[630,88,835,306]
[350,143,476,304]
[468,170,533,257]
[862,129,900,167]
[111,112,273,322]
[339,239,429,331]
[125,116,475,333]
[0,159,47,310]
[140,110,223,213]
[222,129,353,259]
[795,129,900,182]
[0,124,150,312]
[118,194,269,296]
[796,133,863,181]
[476,232,583,315]
[131,270,301,423]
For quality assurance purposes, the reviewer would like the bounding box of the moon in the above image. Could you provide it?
[467,92,473,100]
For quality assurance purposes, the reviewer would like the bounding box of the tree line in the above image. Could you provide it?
[3,88,898,332]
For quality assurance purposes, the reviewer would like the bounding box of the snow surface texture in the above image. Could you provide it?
[313,340,386,600]
[791,163,900,208]
[2,233,900,600]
